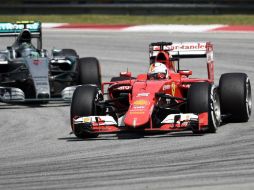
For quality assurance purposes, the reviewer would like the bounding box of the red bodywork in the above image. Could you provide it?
[74,42,214,134]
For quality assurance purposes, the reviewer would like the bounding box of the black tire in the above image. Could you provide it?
[110,76,136,82]
[59,49,78,57]
[70,85,103,139]
[219,73,252,122]
[22,80,36,99]
[78,57,101,88]
[187,82,221,133]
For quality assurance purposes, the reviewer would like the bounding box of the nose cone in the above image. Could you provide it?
[124,110,150,128]
[124,99,152,128]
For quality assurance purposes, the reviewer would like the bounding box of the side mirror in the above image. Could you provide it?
[179,70,192,77]
[40,49,48,57]
[120,71,132,78]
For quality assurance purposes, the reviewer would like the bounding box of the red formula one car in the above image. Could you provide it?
[70,41,252,138]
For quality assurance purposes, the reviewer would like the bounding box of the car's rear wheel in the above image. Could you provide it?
[110,76,136,82]
[54,48,78,57]
[219,73,252,122]
[78,57,101,88]
[70,85,103,139]
[187,82,221,133]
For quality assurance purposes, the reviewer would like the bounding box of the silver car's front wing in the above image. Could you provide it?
[0,85,78,103]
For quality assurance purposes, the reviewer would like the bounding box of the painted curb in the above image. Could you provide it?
[42,23,254,32]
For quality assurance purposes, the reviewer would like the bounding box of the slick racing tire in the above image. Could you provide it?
[59,49,78,57]
[71,85,103,139]
[187,82,221,133]
[219,73,252,122]
[78,57,101,88]
[110,76,136,82]
[23,80,36,99]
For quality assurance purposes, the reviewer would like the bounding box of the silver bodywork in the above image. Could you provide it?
[25,57,50,98]
[0,22,79,103]
[0,51,78,103]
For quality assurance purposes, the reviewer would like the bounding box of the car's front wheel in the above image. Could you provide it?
[187,82,221,133]
[70,85,103,139]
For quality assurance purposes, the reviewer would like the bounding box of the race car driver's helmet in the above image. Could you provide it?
[148,62,168,80]
[18,30,32,44]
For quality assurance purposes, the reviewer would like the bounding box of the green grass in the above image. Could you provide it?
[0,15,254,25]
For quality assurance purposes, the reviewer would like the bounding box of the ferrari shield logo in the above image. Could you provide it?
[171,82,176,96]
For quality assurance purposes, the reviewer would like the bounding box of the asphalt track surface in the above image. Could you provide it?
[0,31,254,190]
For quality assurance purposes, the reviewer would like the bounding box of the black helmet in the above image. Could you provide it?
[18,30,32,44]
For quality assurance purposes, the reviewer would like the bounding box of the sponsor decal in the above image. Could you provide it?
[0,22,40,31]
[136,93,150,97]
[152,43,206,51]
[130,111,145,115]
[132,106,145,109]
[116,86,131,90]
[171,82,176,96]
[170,43,206,51]
[163,85,171,91]
[33,60,43,65]
[34,76,48,86]
[83,117,91,123]
[133,99,149,106]
[181,84,191,88]
[35,82,48,85]
[153,46,160,50]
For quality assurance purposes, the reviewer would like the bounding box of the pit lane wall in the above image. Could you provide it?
[1,0,254,15]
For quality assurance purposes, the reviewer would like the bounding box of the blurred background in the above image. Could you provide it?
[0,0,254,15]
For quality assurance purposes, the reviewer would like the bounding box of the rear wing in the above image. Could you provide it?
[0,21,42,49]
[149,41,214,81]
[149,42,213,58]
[0,21,41,36]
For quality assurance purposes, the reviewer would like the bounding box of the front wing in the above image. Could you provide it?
[0,86,77,103]
[72,113,209,134]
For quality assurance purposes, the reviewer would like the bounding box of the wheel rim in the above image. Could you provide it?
[211,87,221,128]
[214,92,221,125]
[246,78,252,117]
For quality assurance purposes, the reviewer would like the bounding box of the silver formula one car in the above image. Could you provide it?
[0,21,101,103]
